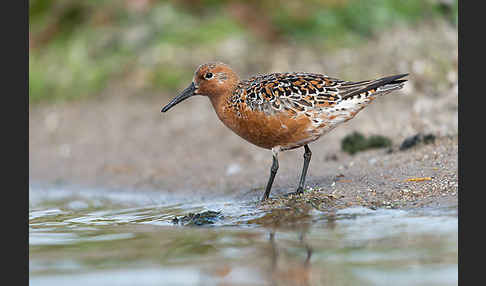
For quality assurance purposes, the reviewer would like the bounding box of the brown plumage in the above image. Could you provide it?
[161,62,408,201]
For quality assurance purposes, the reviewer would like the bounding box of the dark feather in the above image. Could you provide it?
[341,74,409,100]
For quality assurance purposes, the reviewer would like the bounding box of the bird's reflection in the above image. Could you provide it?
[268,228,313,286]
[265,212,337,286]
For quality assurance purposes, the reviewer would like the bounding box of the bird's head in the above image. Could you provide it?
[161,62,239,112]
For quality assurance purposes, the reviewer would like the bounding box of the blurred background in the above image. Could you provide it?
[29,0,458,193]
[29,0,457,103]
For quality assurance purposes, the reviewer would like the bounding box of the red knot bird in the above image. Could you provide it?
[161,63,408,201]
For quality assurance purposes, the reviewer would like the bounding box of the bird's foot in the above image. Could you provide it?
[283,187,305,198]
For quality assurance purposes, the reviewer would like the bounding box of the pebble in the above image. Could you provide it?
[225,163,242,176]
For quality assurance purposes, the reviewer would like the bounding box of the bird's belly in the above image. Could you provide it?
[219,108,319,150]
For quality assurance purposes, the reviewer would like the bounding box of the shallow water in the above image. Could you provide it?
[29,187,457,286]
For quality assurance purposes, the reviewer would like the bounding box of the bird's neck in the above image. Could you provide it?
[208,91,228,115]
[209,79,239,106]
[208,84,238,124]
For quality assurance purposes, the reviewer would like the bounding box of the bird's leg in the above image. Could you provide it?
[262,152,279,201]
[296,144,312,194]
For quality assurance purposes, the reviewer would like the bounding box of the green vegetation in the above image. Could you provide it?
[341,131,392,155]
[272,0,447,43]
[29,0,458,103]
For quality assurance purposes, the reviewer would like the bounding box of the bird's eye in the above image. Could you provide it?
[204,72,213,79]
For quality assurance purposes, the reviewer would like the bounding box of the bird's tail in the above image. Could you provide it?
[340,73,409,100]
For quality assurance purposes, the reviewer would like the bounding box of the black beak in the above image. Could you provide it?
[161,82,196,112]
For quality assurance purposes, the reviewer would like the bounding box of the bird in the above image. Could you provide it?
[161,63,408,202]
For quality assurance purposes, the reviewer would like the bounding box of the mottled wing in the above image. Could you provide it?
[241,72,407,117]
[240,72,343,115]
